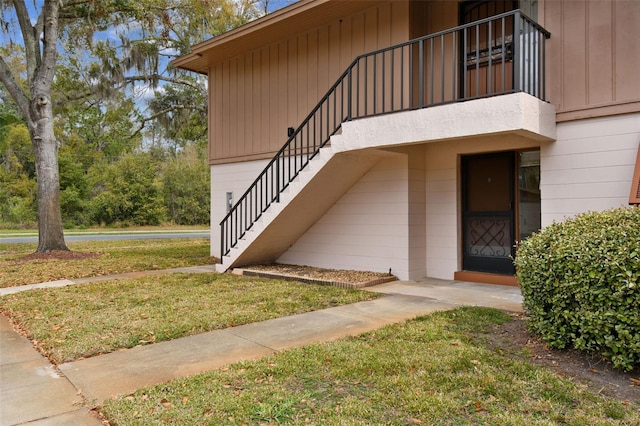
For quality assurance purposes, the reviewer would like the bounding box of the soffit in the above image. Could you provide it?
[173,0,387,74]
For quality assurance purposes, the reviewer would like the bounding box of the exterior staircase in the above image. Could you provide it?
[216,146,389,271]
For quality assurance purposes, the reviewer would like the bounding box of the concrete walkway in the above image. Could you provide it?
[0,269,522,425]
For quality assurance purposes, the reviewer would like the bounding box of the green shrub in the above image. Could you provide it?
[515,207,640,371]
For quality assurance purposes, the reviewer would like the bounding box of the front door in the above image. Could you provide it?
[462,152,515,275]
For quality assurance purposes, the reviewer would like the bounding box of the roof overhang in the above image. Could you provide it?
[172,0,386,74]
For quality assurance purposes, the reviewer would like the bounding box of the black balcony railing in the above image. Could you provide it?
[220,10,550,260]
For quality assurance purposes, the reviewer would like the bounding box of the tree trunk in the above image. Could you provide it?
[29,94,68,252]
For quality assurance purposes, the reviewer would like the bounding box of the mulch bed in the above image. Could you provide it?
[235,263,397,288]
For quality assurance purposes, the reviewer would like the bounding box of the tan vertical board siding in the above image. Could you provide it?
[542,0,640,119]
[209,1,412,164]
[229,58,239,158]
[542,0,563,109]
[287,37,298,147]
[210,63,220,161]
[237,57,246,157]
[586,0,613,105]
[270,44,280,150]
[278,41,289,144]
[298,34,309,131]
[243,56,252,156]
[409,0,429,38]
[613,1,640,103]
[307,30,319,115]
[561,0,587,110]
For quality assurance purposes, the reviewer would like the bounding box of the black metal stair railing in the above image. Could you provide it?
[220,10,550,259]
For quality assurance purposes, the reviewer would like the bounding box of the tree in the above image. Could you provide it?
[89,152,167,226]
[0,0,258,251]
[162,147,210,225]
[0,122,37,226]
[0,1,67,251]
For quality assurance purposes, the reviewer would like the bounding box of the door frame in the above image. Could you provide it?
[458,148,541,280]
[460,151,516,275]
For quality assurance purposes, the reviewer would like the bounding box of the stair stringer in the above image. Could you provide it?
[216,146,391,272]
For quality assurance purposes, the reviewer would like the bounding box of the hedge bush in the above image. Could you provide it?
[515,207,640,371]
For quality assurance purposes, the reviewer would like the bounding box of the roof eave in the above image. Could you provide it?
[172,0,386,74]
[172,0,323,74]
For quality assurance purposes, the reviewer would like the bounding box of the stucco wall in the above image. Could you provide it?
[540,112,640,225]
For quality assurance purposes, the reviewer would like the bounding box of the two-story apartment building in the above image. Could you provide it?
[174,0,640,284]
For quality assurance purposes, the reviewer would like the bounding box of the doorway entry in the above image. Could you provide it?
[461,150,540,276]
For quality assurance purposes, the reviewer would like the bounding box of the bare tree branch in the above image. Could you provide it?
[11,0,40,82]
[122,74,205,93]
[0,56,30,119]
[37,0,60,90]
[131,104,206,138]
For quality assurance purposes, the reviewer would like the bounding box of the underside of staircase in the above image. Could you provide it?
[216,146,390,272]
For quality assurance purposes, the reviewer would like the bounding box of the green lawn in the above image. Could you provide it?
[0,273,378,363]
[0,238,213,287]
[101,307,639,425]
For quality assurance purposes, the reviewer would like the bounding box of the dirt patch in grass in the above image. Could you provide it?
[15,250,102,262]
[488,313,639,404]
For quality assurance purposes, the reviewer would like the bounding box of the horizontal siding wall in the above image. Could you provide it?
[542,0,640,120]
[209,1,410,164]
[277,153,414,280]
[540,112,640,225]
[210,159,270,258]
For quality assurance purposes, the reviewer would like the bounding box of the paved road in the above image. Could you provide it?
[0,232,209,244]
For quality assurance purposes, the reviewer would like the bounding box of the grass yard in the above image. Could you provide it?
[101,307,639,425]
[0,238,212,287]
[0,273,378,363]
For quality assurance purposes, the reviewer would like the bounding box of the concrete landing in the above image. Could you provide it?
[370,278,523,313]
